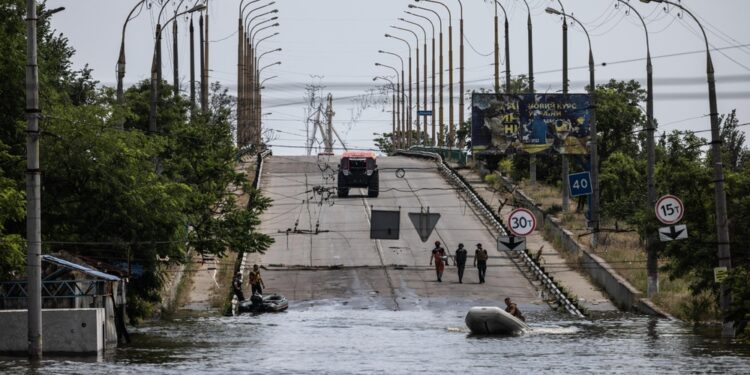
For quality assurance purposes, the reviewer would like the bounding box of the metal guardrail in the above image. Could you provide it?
[396,150,585,318]
[0,280,110,300]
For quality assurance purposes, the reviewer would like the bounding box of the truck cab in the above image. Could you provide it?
[337,151,379,198]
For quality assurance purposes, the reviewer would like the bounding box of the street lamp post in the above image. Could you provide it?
[238,0,262,146]
[392,26,421,145]
[517,0,536,185]
[410,4,444,146]
[418,0,454,148]
[615,0,658,297]
[386,34,413,147]
[406,11,436,145]
[256,60,281,147]
[251,30,279,147]
[149,3,206,135]
[378,52,406,148]
[641,0,733,339]
[400,18,429,144]
[375,76,398,149]
[117,0,146,108]
[545,7,599,250]
[494,1,510,93]
[556,0,571,213]
[376,63,403,149]
[171,1,185,98]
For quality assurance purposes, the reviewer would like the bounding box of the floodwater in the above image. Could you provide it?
[2,300,749,374]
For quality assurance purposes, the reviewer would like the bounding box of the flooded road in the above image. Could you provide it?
[3,301,749,374]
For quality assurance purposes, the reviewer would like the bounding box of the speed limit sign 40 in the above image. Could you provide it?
[507,208,537,237]
[655,195,685,225]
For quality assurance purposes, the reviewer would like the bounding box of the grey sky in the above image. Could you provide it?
[47,0,749,154]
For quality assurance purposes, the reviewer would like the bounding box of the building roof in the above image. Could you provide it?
[42,255,121,282]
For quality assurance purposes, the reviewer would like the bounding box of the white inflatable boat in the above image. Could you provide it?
[465,306,529,335]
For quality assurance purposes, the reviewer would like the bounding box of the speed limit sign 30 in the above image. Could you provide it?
[507,208,537,237]
[655,195,684,225]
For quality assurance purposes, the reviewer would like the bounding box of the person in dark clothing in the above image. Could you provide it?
[232,272,245,301]
[505,297,526,322]
[473,243,489,284]
[454,243,468,283]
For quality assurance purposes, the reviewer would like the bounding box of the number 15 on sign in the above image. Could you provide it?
[507,208,537,237]
[655,195,684,225]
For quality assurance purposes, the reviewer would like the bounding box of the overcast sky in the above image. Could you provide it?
[47,0,749,154]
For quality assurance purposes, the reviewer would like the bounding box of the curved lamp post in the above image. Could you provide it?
[416,0,454,147]
[640,0,733,339]
[392,25,421,144]
[614,0,658,298]
[409,4,444,146]
[545,7,599,252]
[149,3,206,134]
[374,76,398,148]
[117,0,146,107]
[406,10,437,145]
[378,52,406,148]
[376,62,403,149]
[386,33,413,147]
[400,18,429,144]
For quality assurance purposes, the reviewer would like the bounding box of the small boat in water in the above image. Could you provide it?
[465,306,528,335]
[239,294,289,313]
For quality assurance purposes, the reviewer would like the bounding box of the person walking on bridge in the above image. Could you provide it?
[473,243,488,284]
[248,264,266,295]
[429,241,447,282]
[454,243,468,283]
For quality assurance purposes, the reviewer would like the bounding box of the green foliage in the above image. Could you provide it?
[0,6,273,321]
[599,151,643,222]
[594,80,645,163]
[374,132,394,154]
[497,159,512,176]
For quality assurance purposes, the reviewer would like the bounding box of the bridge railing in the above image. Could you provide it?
[395,150,585,318]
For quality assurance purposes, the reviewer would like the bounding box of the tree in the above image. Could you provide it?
[374,132,394,154]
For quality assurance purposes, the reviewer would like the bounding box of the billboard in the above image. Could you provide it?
[471,93,591,155]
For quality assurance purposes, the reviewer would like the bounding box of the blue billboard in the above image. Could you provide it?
[471,93,591,155]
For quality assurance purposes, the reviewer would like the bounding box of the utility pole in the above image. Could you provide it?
[25,0,42,359]
[190,16,196,109]
[325,94,334,154]
[237,17,244,146]
[558,0,570,213]
[172,16,179,97]
[202,3,210,112]
[522,0,536,186]
[199,13,205,112]
[458,1,464,147]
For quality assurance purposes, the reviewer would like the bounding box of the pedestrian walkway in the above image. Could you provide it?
[454,167,616,312]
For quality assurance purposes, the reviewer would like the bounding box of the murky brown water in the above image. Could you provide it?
[2,300,749,374]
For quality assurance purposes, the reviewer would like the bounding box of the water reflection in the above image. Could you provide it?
[1,302,749,374]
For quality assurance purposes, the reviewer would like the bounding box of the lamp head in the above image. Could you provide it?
[408,4,416,8]
[190,4,207,12]
[375,63,381,66]
[545,7,562,15]
[640,0,662,2]
[385,33,391,38]
[378,50,384,53]
[272,23,279,26]
[398,18,405,21]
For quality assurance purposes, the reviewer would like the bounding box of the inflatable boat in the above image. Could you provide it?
[465,306,528,335]
[239,294,289,313]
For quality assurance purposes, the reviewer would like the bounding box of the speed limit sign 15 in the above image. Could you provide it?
[507,208,537,237]
[655,195,685,225]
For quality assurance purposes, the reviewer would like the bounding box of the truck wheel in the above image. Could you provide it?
[338,188,349,198]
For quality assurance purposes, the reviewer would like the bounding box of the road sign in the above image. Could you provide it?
[417,110,433,116]
[655,194,684,225]
[568,172,592,197]
[507,208,536,237]
[658,224,688,242]
[370,210,400,240]
[497,236,526,252]
[408,211,441,242]
[714,267,728,283]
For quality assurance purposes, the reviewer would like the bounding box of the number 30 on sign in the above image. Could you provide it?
[507,208,537,237]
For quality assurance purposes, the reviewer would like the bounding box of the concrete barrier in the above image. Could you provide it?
[0,308,106,355]
[499,175,673,318]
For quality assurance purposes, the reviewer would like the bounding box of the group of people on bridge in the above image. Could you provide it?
[429,241,489,284]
